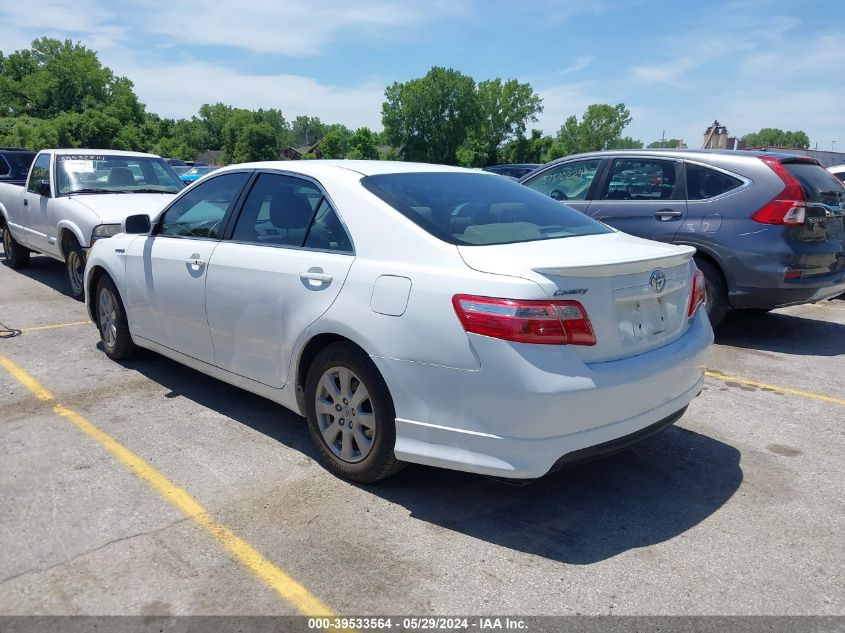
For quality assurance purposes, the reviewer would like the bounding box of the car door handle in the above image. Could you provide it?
[186,257,206,267]
[299,271,333,283]
[23,199,28,206]
[654,209,683,221]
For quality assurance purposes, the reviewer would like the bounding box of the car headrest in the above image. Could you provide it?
[108,167,135,186]
[269,189,315,229]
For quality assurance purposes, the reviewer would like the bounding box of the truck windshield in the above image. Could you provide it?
[56,154,184,195]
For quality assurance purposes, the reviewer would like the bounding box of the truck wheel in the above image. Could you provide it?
[2,224,31,269]
[305,342,404,483]
[64,239,86,301]
[695,257,728,328]
[96,275,136,360]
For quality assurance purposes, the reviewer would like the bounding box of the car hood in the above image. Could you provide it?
[67,193,175,223]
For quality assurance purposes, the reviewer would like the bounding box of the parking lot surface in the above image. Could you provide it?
[0,252,843,616]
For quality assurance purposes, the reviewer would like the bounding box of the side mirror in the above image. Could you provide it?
[124,214,152,234]
[38,179,51,197]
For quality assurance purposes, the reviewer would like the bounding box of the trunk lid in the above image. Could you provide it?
[457,231,697,362]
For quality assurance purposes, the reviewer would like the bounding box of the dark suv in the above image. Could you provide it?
[520,149,845,325]
[0,148,36,186]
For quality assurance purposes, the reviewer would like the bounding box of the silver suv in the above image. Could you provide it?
[521,149,845,325]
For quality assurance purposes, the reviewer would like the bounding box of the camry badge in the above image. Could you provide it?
[649,269,666,293]
[554,288,589,296]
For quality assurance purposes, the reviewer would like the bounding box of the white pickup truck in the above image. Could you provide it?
[0,149,184,298]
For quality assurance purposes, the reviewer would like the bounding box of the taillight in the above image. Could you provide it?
[452,295,596,346]
[751,156,806,225]
[688,269,706,317]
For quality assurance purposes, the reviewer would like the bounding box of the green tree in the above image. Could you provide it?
[743,127,810,149]
[382,66,479,164]
[320,127,351,159]
[457,78,543,167]
[610,136,643,149]
[546,103,633,159]
[648,138,683,148]
[347,127,380,160]
[290,115,326,147]
[233,122,278,162]
[499,129,554,164]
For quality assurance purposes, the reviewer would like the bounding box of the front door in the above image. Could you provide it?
[205,172,355,388]
[124,171,251,364]
[21,153,53,252]
[587,157,687,242]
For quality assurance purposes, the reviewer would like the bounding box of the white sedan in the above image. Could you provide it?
[84,161,713,482]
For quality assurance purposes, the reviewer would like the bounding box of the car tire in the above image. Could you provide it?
[2,224,31,269]
[695,257,729,328]
[96,275,136,360]
[305,342,404,483]
[65,238,86,301]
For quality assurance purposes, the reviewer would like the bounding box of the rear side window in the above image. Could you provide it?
[0,156,9,177]
[783,162,845,204]
[362,172,611,246]
[685,164,743,200]
[601,158,680,200]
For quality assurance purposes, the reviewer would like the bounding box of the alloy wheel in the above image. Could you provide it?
[98,287,118,349]
[314,366,376,463]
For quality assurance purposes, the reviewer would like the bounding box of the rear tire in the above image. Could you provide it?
[64,238,86,301]
[695,257,728,328]
[305,342,404,483]
[96,275,136,360]
[2,224,31,269]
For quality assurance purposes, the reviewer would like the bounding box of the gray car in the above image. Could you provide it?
[520,149,845,325]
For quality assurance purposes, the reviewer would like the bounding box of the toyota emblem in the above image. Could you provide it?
[649,269,666,293]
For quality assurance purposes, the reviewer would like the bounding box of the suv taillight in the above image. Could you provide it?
[688,269,706,317]
[452,295,596,346]
[751,156,806,225]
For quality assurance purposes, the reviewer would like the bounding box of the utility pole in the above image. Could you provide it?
[833,140,837,152]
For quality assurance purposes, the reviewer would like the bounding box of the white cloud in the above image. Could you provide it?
[134,0,468,55]
[630,57,696,85]
[114,59,386,129]
[534,82,604,133]
[558,55,594,75]
[0,1,126,51]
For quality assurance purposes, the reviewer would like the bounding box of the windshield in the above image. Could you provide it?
[56,154,184,195]
[361,172,611,246]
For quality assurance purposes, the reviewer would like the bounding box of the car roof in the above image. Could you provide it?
[544,148,811,163]
[211,160,479,179]
[43,149,161,158]
[827,164,845,172]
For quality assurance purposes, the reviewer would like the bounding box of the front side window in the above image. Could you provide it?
[27,154,51,194]
[522,159,602,201]
[158,172,250,239]
[56,154,183,195]
[686,164,743,200]
[362,172,611,246]
[601,158,679,201]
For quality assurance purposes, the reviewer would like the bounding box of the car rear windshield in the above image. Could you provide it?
[361,172,611,246]
[783,161,845,205]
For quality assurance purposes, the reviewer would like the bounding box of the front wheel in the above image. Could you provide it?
[2,224,31,269]
[96,276,136,360]
[305,342,404,482]
[65,240,86,300]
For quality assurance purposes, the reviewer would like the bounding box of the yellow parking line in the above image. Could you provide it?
[0,354,335,617]
[20,320,92,333]
[705,370,845,406]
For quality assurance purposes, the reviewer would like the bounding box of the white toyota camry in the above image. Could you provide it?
[84,160,713,482]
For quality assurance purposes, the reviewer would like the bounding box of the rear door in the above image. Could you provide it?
[586,156,687,242]
[520,158,605,215]
[205,172,355,388]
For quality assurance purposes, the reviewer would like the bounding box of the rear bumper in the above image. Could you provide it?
[373,310,712,478]
[730,269,845,310]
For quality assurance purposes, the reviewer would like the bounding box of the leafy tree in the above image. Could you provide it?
[148,137,196,161]
[610,136,643,149]
[320,127,351,159]
[743,128,810,149]
[499,129,554,165]
[457,79,542,167]
[290,115,326,147]
[233,122,278,162]
[648,138,684,148]
[347,127,379,160]
[382,66,479,164]
[546,103,633,159]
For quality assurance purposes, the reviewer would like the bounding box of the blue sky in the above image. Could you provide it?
[1,0,842,149]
